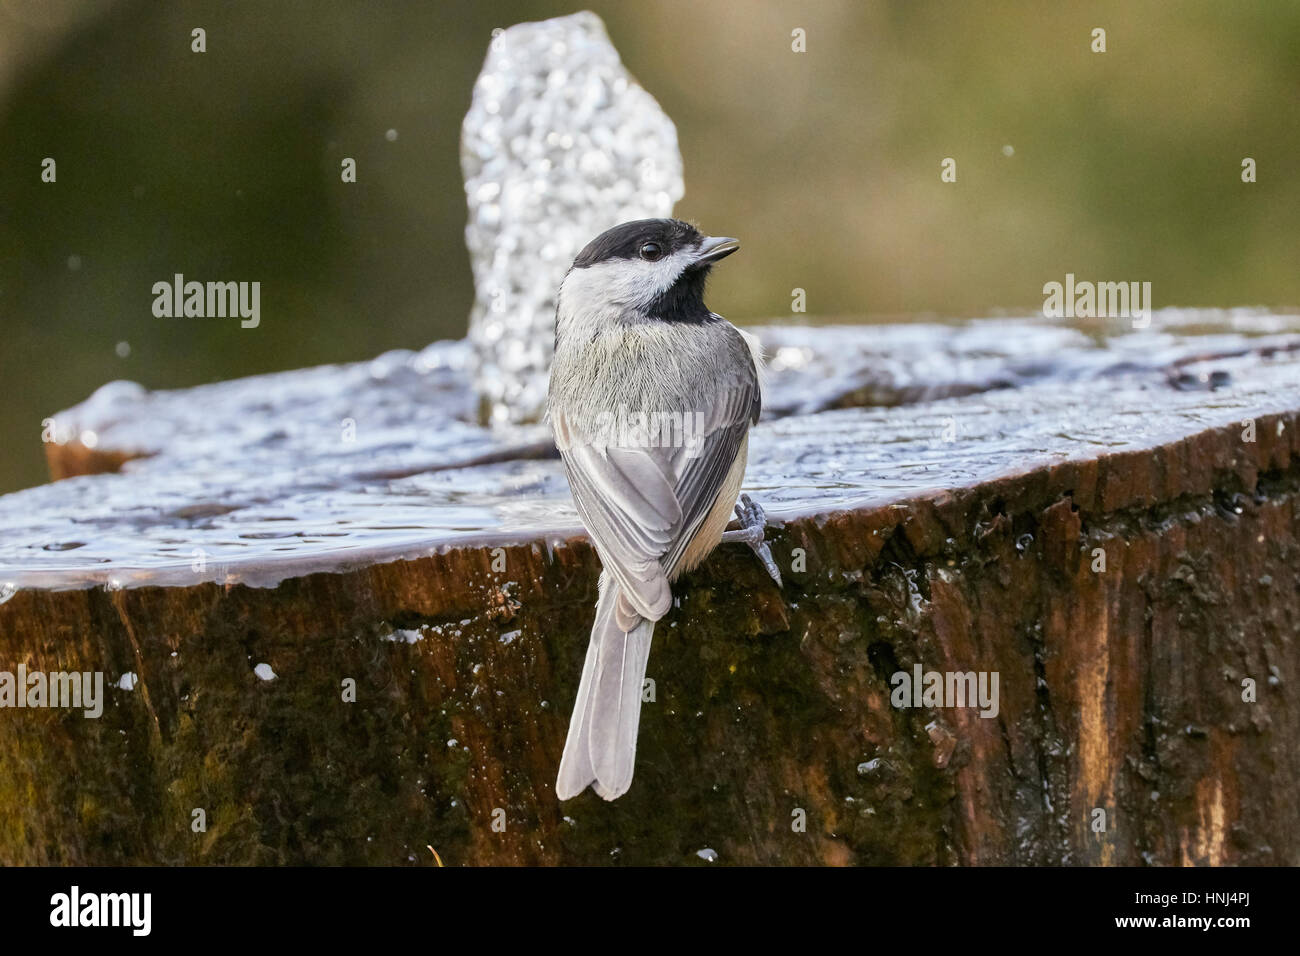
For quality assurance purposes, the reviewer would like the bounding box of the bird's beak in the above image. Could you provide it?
[693,235,740,266]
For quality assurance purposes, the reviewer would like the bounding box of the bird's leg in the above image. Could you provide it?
[720,494,782,586]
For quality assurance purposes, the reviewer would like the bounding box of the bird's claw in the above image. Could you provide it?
[720,494,782,586]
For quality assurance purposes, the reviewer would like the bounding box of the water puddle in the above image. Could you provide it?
[3,310,1298,590]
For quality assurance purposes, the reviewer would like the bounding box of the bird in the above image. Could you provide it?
[548,218,781,801]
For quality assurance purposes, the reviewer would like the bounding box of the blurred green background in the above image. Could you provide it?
[1,0,1297,492]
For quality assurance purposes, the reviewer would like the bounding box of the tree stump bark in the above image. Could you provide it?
[1,311,1297,865]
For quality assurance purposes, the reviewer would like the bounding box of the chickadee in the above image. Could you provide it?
[549,218,780,801]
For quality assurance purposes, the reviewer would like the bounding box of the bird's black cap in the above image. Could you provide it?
[573,219,703,268]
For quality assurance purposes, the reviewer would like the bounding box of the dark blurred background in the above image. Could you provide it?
[1,0,1297,492]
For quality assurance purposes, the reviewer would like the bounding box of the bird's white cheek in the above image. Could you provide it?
[560,254,691,316]
[647,250,696,300]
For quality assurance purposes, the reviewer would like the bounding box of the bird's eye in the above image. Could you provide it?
[639,242,663,261]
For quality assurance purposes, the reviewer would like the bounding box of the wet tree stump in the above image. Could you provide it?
[1,310,1298,865]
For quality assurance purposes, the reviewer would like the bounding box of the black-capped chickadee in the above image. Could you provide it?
[549,218,780,801]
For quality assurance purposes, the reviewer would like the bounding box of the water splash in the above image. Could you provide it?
[461,11,684,426]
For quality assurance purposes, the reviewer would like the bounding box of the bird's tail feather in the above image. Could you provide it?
[555,573,654,801]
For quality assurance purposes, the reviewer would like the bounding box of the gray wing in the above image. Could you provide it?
[553,379,757,625]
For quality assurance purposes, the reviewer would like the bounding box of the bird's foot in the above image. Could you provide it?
[721,494,782,586]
